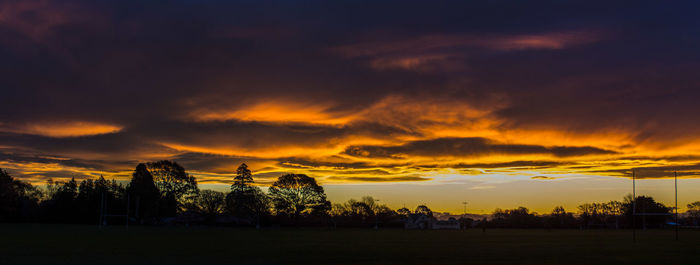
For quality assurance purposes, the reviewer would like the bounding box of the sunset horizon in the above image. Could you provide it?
[3,0,700,215]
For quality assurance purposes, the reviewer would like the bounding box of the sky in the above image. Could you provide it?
[2,0,700,213]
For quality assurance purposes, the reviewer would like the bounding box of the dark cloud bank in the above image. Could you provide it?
[2,0,700,182]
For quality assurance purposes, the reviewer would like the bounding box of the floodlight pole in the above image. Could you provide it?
[374,199,380,230]
[675,171,678,241]
[462,202,468,231]
[632,170,636,242]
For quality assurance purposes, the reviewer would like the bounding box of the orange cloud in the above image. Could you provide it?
[1,121,123,138]
[189,100,357,125]
[4,95,700,187]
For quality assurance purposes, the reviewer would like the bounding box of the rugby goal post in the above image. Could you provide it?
[99,192,130,229]
[632,170,678,242]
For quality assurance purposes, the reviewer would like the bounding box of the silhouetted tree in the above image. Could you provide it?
[605,201,624,229]
[547,206,577,228]
[147,160,199,216]
[360,196,379,212]
[552,206,566,215]
[329,197,398,228]
[346,199,373,219]
[188,189,226,217]
[491,207,539,228]
[75,176,126,224]
[687,201,700,225]
[226,187,269,224]
[624,195,670,229]
[225,164,270,226]
[578,198,645,229]
[329,203,345,228]
[127,163,160,222]
[403,205,435,229]
[268,174,330,219]
[233,163,253,186]
[578,203,601,228]
[414,205,433,218]
[360,196,394,228]
[43,178,79,222]
[0,169,41,222]
[396,207,411,216]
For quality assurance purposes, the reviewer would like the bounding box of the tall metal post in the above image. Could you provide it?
[632,170,636,242]
[675,171,678,240]
[462,202,468,231]
[374,199,380,230]
[126,194,130,229]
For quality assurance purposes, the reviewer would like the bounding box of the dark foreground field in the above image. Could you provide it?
[2,224,699,265]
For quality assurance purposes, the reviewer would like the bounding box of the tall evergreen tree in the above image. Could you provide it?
[127,163,160,222]
[226,164,270,225]
[232,163,253,188]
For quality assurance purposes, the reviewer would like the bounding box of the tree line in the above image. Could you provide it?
[0,162,404,227]
[486,195,676,229]
[2,162,700,229]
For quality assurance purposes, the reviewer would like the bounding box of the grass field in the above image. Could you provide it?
[2,224,700,265]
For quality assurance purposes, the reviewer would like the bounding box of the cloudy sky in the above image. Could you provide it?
[2,0,700,213]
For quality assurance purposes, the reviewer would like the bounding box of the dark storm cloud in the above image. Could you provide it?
[0,132,172,161]
[132,120,417,151]
[0,149,132,172]
[0,0,674,125]
[277,157,568,175]
[169,152,270,175]
[0,118,415,160]
[0,0,445,125]
[453,161,565,169]
[277,157,408,170]
[279,157,566,171]
[2,0,694,131]
[344,137,616,159]
[617,155,700,162]
[596,164,700,179]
